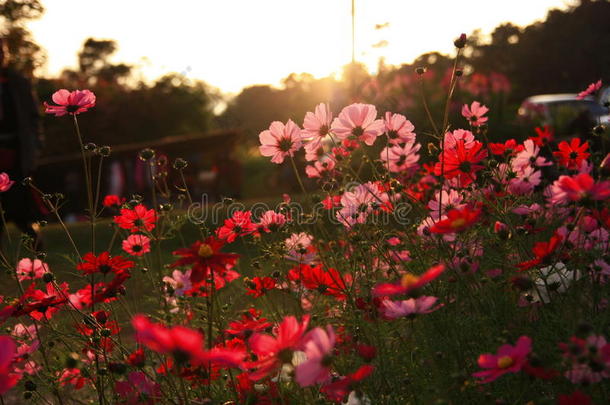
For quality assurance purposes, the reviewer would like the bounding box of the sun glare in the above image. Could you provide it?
[27,0,571,93]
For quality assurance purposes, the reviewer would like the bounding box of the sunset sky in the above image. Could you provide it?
[27,0,573,93]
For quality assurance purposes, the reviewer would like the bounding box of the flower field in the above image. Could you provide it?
[0,38,609,405]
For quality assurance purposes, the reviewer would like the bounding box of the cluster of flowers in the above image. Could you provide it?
[0,67,609,404]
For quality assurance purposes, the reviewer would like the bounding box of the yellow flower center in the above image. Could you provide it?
[401,273,420,288]
[198,243,214,258]
[451,218,467,229]
[497,356,513,369]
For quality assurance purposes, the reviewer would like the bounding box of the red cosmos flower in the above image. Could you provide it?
[132,315,244,368]
[114,204,157,233]
[430,207,481,234]
[225,309,272,338]
[127,348,146,367]
[288,264,349,300]
[517,234,563,271]
[75,270,131,307]
[557,391,592,405]
[529,126,554,147]
[372,264,445,297]
[0,336,20,395]
[76,310,119,337]
[435,140,487,186]
[553,138,590,170]
[473,336,532,383]
[77,252,134,275]
[216,210,256,243]
[44,89,96,116]
[171,237,239,285]
[245,277,276,298]
[58,368,86,390]
[320,365,375,402]
[102,194,124,208]
[488,139,523,156]
[247,315,310,380]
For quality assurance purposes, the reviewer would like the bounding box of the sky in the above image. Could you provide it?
[27,0,574,94]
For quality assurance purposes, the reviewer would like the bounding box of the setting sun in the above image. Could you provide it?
[27,0,571,93]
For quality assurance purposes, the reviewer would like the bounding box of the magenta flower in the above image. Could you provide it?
[0,173,14,193]
[0,336,20,395]
[259,120,303,164]
[461,101,489,127]
[577,79,602,100]
[331,103,384,146]
[472,336,532,383]
[384,112,416,145]
[44,89,96,116]
[380,296,441,319]
[295,325,336,387]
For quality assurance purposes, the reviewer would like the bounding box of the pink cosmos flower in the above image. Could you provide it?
[508,166,541,195]
[284,232,317,264]
[302,103,333,152]
[0,173,14,193]
[305,156,336,178]
[427,189,464,220]
[336,182,391,228]
[0,335,20,395]
[561,335,610,384]
[247,315,310,380]
[295,325,336,387]
[473,336,532,383]
[380,296,442,319]
[461,101,489,127]
[122,234,151,256]
[380,141,421,173]
[577,79,602,100]
[44,89,96,116]
[548,173,610,205]
[162,269,193,296]
[257,210,287,233]
[384,112,416,145]
[331,103,384,146]
[512,140,551,172]
[259,120,303,164]
[442,129,475,150]
[16,258,49,281]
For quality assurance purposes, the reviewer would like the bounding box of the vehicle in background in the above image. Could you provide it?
[518,94,609,139]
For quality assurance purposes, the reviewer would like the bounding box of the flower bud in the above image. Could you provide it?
[139,148,156,161]
[454,33,467,49]
[98,145,112,157]
[173,158,188,170]
[415,66,427,75]
[42,272,55,283]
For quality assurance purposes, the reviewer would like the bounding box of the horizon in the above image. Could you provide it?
[27,0,573,94]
